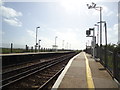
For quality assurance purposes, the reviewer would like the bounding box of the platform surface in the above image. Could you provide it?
[52,52,119,89]
[0,51,71,56]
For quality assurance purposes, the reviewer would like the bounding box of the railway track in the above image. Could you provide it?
[1,52,78,89]
[2,54,70,80]
[2,53,65,73]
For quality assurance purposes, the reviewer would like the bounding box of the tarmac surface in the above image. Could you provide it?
[52,52,119,89]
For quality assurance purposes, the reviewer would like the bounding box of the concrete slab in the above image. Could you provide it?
[59,75,87,88]
[89,61,110,78]
[93,77,118,88]
[70,60,85,68]
[65,67,86,78]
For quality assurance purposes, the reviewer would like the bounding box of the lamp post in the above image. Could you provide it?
[70,44,71,50]
[55,36,58,51]
[104,22,107,68]
[94,24,99,58]
[67,42,68,50]
[98,21,108,67]
[62,40,64,50]
[35,26,40,52]
[87,2,103,61]
[55,36,57,46]
[94,24,99,45]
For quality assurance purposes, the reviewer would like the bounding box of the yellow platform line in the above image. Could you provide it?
[84,52,95,89]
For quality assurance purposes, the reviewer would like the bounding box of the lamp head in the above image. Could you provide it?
[92,2,96,8]
[37,26,40,28]
[94,24,98,26]
[87,4,91,9]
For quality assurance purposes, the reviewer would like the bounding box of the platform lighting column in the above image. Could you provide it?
[104,22,107,68]
[94,24,99,58]
[67,42,68,50]
[55,36,58,51]
[62,40,64,50]
[35,26,40,52]
[94,24,99,45]
[98,21,107,67]
[55,36,57,46]
[70,44,71,50]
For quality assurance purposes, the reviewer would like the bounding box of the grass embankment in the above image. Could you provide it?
[1,48,30,54]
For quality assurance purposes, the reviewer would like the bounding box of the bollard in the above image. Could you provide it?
[10,43,13,53]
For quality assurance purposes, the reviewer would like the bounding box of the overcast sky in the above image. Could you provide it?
[0,0,119,50]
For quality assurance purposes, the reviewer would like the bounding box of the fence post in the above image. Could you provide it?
[113,48,116,78]
[40,47,43,52]
[10,43,13,53]
[105,45,107,68]
[44,48,45,52]
[38,45,40,52]
[31,46,33,52]
[96,44,98,58]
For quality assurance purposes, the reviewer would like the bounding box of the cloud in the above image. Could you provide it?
[1,3,23,27]
[0,30,5,35]
[55,28,81,49]
[0,0,3,6]
[106,11,114,16]
[118,13,120,41]
[4,18,22,27]
[26,27,83,49]
[1,6,22,18]
[27,30,36,38]
[107,24,118,44]
[117,13,118,17]
[0,30,5,42]
[40,37,54,48]
[113,24,118,35]
[118,13,120,20]
[60,0,89,15]
[92,5,113,17]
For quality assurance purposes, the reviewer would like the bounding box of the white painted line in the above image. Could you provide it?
[51,53,80,90]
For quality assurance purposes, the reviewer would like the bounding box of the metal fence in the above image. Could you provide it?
[0,43,74,54]
[114,51,120,82]
[85,45,120,83]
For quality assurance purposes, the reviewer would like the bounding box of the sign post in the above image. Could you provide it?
[86,28,95,59]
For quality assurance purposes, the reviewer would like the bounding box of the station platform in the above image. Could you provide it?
[0,51,72,56]
[52,52,119,89]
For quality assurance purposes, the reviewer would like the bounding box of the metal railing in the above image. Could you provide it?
[114,51,120,82]
[85,45,120,83]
